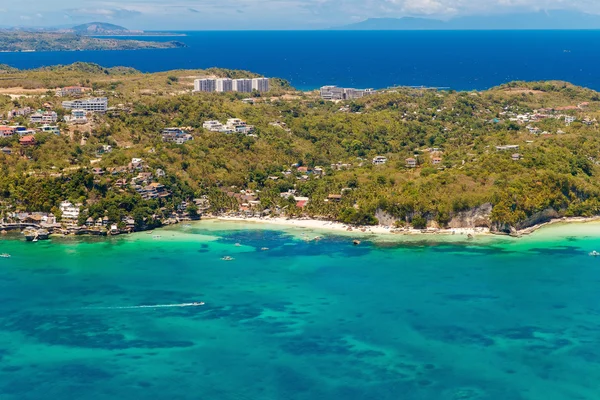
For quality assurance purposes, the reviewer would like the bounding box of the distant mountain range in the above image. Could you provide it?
[65,22,142,35]
[335,11,600,30]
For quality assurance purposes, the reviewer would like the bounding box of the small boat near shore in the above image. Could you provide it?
[353,240,361,246]
[261,247,269,251]
[0,253,11,258]
[221,256,234,261]
[590,251,600,257]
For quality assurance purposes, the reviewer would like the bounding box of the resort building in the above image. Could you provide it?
[232,79,253,93]
[252,78,270,92]
[202,120,225,132]
[66,109,88,124]
[320,86,374,101]
[203,118,254,134]
[194,79,217,92]
[59,201,80,220]
[161,128,193,144]
[512,153,522,161]
[40,125,60,135]
[216,78,233,93]
[56,86,85,97]
[406,158,418,168]
[432,157,442,165]
[62,98,108,113]
[30,111,58,124]
[372,156,388,165]
[195,77,270,93]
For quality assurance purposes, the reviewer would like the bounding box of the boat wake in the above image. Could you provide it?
[80,302,205,310]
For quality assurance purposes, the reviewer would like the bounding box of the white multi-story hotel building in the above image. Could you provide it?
[252,78,270,92]
[233,79,253,93]
[216,78,233,93]
[62,98,108,113]
[194,79,217,92]
[320,86,374,100]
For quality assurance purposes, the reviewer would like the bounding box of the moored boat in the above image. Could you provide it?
[0,253,11,258]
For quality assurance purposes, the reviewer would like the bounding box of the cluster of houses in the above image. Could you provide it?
[501,103,597,131]
[161,128,194,144]
[202,118,255,135]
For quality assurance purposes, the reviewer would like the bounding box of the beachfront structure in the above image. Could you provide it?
[216,78,233,93]
[194,79,217,92]
[60,201,80,220]
[233,79,253,93]
[320,86,374,101]
[56,86,85,97]
[30,111,58,124]
[252,78,269,92]
[62,98,108,113]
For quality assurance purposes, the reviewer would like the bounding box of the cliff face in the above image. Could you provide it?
[448,203,493,229]
[375,203,562,234]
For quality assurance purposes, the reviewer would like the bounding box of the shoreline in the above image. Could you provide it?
[213,215,600,239]
[215,216,491,237]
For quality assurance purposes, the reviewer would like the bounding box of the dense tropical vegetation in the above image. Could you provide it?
[2,63,600,232]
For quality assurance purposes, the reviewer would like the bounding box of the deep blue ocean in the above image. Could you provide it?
[1,30,599,91]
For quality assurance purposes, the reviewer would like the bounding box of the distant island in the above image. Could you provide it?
[60,22,185,37]
[335,10,600,30]
[0,30,186,52]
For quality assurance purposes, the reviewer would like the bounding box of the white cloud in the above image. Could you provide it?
[2,0,600,28]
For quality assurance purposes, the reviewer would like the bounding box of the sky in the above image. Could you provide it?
[0,0,598,30]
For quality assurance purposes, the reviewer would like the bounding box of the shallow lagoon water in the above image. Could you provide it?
[1,221,599,400]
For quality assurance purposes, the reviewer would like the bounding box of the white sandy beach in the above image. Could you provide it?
[215,216,490,237]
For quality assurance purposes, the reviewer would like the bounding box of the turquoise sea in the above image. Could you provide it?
[1,220,600,400]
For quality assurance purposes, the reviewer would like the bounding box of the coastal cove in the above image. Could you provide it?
[1,221,600,399]
[3,30,600,91]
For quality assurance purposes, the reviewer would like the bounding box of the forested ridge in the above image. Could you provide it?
[1,63,600,232]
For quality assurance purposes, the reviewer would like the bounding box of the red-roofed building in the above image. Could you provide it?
[19,135,36,146]
[0,126,15,138]
[296,200,308,208]
[297,166,309,173]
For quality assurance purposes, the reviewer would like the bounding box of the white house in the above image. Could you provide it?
[372,156,388,165]
[59,201,80,220]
